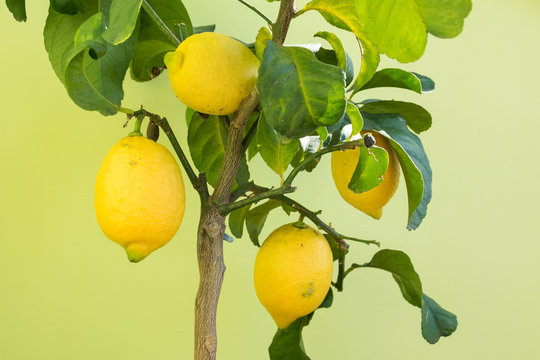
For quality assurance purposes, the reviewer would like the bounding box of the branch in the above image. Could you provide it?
[272,0,296,44]
[141,0,182,46]
[218,185,296,215]
[283,139,364,187]
[237,0,273,25]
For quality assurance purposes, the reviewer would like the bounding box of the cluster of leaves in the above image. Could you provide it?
[5,0,471,359]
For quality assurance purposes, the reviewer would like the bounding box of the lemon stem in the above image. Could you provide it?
[128,115,144,136]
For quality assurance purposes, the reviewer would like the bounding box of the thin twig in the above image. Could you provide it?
[237,0,273,25]
[218,185,296,215]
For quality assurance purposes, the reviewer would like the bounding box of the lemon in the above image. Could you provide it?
[331,131,400,219]
[94,135,185,262]
[253,223,333,329]
[164,32,260,115]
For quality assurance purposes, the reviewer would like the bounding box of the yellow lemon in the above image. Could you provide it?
[95,135,185,262]
[331,131,400,219]
[254,223,333,329]
[164,32,260,115]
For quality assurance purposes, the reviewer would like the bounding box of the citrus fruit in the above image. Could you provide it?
[253,223,333,329]
[94,135,185,262]
[164,32,260,115]
[331,131,400,219]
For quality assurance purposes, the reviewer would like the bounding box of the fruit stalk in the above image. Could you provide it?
[193,1,295,359]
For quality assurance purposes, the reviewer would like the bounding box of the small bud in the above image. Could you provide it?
[146,121,160,142]
[363,133,376,148]
[151,66,162,76]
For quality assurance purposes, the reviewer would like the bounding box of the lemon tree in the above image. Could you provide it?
[5,0,471,359]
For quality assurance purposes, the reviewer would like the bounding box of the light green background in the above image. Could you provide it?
[1,1,539,359]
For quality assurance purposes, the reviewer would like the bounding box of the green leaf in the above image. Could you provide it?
[300,0,380,90]
[258,41,346,138]
[358,68,435,94]
[102,0,143,45]
[324,234,348,261]
[6,0,26,21]
[187,113,228,188]
[130,40,174,81]
[313,47,354,87]
[354,249,423,307]
[193,24,215,34]
[361,100,432,134]
[346,102,363,137]
[257,114,300,176]
[269,316,311,360]
[318,287,333,309]
[362,114,432,230]
[314,31,349,82]
[355,0,471,62]
[44,0,98,83]
[228,204,252,239]
[130,0,192,81]
[421,294,458,344]
[255,27,272,60]
[245,200,281,247]
[348,145,389,194]
[415,0,472,39]
[51,0,85,15]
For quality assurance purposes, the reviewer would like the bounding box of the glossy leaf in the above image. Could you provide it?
[193,24,215,34]
[350,249,423,307]
[245,200,281,247]
[300,0,380,90]
[102,0,143,45]
[318,288,334,309]
[348,145,389,194]
[269,316,311,360]
[421,294,458,344]
[346,102,363,137]
[130,0,192,81]
[50,0,85,15]
[358,68,435,94]
[361,100,432,134]
[229,204,252,239]
[258,41,346,138]
[314,47,354,87]
[362,113,431,230]
[255,27,272,60]
[257,114,300,176]
[415,0,472,39]
[6,0,26,21]
[187,113,228,188]
[314,31,348,82]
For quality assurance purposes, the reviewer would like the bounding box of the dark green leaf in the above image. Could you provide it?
[324,234,348,261]
[355,0,471,62]
[51,0,85,15]
[236,157,251,187]
[6,0,26,21]
[228,204,252,238]
[361,100,432,134]
[258,42,346,138]
[354,249,423,307]
[359,68,435,94]
[130,40,174,81]
[421,294,458,344]
[314,31,350,84]
[348,145,389,194]
[130,0,192,81]
[257,114,300,176]
[362,114,432,230]
[187,113,228,187]
[245,200,281,247]
[193,24,215,34]
[102,0,143,45]
[300,0,380,89]
[313,47,354,87]
[269,316,311,360]
[318,287,333,309]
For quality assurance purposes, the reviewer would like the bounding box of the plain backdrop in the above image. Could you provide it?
[1,0,539,359]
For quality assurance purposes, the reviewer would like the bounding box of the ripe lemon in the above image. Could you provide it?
[254,223,333,329]
[95,135,185,262]
[331,131,400,219]
[164,32,260,115]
